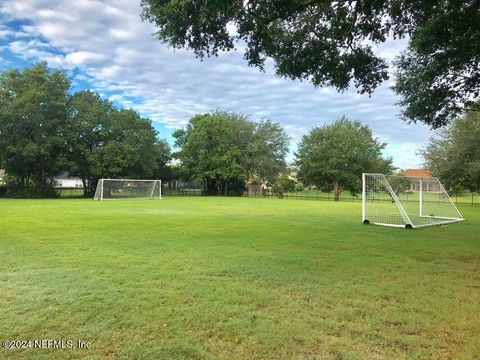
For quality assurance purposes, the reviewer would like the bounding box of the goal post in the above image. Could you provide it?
[93,179,162,201]
[362,173,464,229]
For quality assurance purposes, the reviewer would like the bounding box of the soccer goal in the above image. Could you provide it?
[94,179,162,201]
[362,173,464,228]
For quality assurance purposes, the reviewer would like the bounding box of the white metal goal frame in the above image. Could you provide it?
[94,179,162,201]
[362,173,464,229]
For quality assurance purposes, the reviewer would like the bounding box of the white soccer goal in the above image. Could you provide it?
[94,179,162,201]
[362,173,464,228]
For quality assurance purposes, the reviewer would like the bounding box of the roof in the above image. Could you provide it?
[402,168,432,178]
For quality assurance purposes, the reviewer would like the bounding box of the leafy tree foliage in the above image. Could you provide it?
[66,91,172,197]
[65,90,115,197]
[420,106,480,193]
[250,120,290,181]
[0,64,171,198]
[0,63,69,197]
[273,173,296,199]
[141,0,480,127]
[173,111,289,194]
[295,116,393,201]
[393,1,480,128]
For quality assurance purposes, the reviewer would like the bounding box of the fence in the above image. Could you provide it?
[161,181,205,197]
[245,187,480,205]
[48,184,480,205]
[56,187,84,198]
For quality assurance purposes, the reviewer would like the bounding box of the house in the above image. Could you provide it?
[401,168,432,178]
[0,169,5,186]
[54,172,83,188]
[401,168,432,191]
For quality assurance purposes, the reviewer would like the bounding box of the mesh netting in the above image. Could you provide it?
[94,179,161,200]
[363,174,463,228]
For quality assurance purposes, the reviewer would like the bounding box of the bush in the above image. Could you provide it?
[294,183,304,192]
[4,182,58,198]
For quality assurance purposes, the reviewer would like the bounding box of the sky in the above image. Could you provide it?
[0,0,434,169]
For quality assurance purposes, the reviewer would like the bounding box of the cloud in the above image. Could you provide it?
[0,0,432,168]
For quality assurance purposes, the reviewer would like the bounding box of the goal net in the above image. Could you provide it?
[94,179,162,200]
[247,184,264,198]
[362,173,464,228]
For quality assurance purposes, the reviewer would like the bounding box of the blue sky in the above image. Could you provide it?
[0,0,435,169]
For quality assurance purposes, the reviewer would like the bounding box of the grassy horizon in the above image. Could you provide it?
[1,197,479,359]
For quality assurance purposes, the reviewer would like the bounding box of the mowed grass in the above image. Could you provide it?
[0,197,479,360]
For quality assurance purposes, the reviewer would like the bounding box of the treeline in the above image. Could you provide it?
[0,63,171,197]
[421,107,480,194]
[1,63,397,199]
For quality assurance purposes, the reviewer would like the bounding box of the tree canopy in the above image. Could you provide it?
[66,93,172,197]
[295,116,393,200]
[0,64,171,197]
[141,0,480,128]
[173,111,289,194]
[421,105,480,193]
[0,63,70,196]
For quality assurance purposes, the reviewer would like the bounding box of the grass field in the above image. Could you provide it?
[0,197,479,359]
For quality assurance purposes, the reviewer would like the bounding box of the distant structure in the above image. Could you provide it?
[0,170,82,188]
[401,168,432,191]
[54,172,83,188]
[401,168,432,178]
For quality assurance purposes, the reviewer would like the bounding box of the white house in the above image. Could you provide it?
[54,172,83,188]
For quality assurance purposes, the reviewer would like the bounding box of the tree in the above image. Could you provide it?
[273,173,296,199]
[88,109,171,188]
[66,92,172,197]
[152,139,173,181]
[0,63,69,197]
[295,116,393,201]
[393,2,480,128]
[65,90,115,197]
[141,0,480,128]
[249,120,289,182]
[173,111,289,194]
[420,106,480,193]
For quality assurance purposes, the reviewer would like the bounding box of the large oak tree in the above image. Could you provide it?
[0,63,69,196]
[66,91,172,197]
[0,64,172,198]
[421,105,480,193]
[173,111,289,194]
[295,116,393,201]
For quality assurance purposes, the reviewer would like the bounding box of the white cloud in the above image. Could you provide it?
[64,51,105,65]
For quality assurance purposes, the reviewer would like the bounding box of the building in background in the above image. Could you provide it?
[401,168,432,178]
[54,172,83,188]
[401,168,432,191]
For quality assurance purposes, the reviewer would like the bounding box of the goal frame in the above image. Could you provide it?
[362,173,464,229]
[94,179,162,201]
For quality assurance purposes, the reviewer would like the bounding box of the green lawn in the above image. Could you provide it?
[0,197,479,359]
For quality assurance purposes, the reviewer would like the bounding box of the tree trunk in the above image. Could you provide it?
[334,180,341,201]
[224,181,228,195]
[82,177,88,197]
